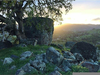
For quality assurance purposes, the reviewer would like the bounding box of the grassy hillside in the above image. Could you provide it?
[0,45,91,75]
[53,24,100,45]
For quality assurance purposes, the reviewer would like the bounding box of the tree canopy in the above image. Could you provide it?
[0,0,75,40]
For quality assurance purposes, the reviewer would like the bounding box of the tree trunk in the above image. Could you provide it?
[15,10,26,42]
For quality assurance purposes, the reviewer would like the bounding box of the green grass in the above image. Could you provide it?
[0,44,99,75]
[0,45,50,75]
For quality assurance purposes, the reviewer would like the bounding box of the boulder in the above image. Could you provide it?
[63,51,75,60]
[48,71,62,75]
[57,44,64,50]
[35,53,48,63]
[3,57,14,65]
[30,59,46,72]
[70,42,97,61]
[81,61,99,72]
[46,47,64,66]
[21,63,36,73]
[0,31,9,41]
[15,69,26,75]
[7,35,17,44]
[65,41,76,48]
[66,59,78,65]
[20,51,33,58]
[96,50,100,60]
[59,58,71,72]
[73,53,84,63]
[23,17,54,45]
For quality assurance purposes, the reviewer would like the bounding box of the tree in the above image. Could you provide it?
[0,0,75,42]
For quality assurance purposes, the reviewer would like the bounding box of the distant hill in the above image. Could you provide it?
[52,24,100,45]
[54,24,100,32]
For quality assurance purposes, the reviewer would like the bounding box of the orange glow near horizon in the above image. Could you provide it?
[54,0,100,27]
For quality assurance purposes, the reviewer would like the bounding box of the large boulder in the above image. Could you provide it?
[70,42,97,61]
[23,17,54,45]
[46,47,64,66]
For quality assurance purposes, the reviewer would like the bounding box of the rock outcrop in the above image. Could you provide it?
[23,17,54,45]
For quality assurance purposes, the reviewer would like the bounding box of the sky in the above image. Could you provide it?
[60,0,100,25]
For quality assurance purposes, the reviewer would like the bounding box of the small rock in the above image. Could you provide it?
[20,51,33,58]
[3,57,14,65]
[20,57,26,60]
[48,71,62,75]
[63,51,76,60]
[10,65,16,70]
[30,59,46,72]
[10,55,19,59]
[15,69,26,75]
[73,53,84,63]
[54,66,61,71]
[59,58,71,72]
[21,63,36,72]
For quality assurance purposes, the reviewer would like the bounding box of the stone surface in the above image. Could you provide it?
[70,42,97,61]
[20,51,33,58]
[23,17,54,45]
[3,57,14,65]
[66,59,78,65]
[73,53,84,63]
[96,50,100,60]
[0,31,9,41]
[81,61,99,72]
[48,71,62,75]
[21,63,36,72]
[30,59,46,72]
[7,35,17,44]
[65,41,76,48]
[35,53,48,63]
[57,44,64,50]
[63,51,75,60]
[59,58,71,72]
[15,69,26,75]
[46,47,64,66]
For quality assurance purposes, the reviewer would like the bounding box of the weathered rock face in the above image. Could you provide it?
[70,42,97,61]
[23,17,54,45]
[81,61,99,72]
[46,47,64,66]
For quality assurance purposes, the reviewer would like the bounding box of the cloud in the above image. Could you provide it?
[92,18,100,21]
